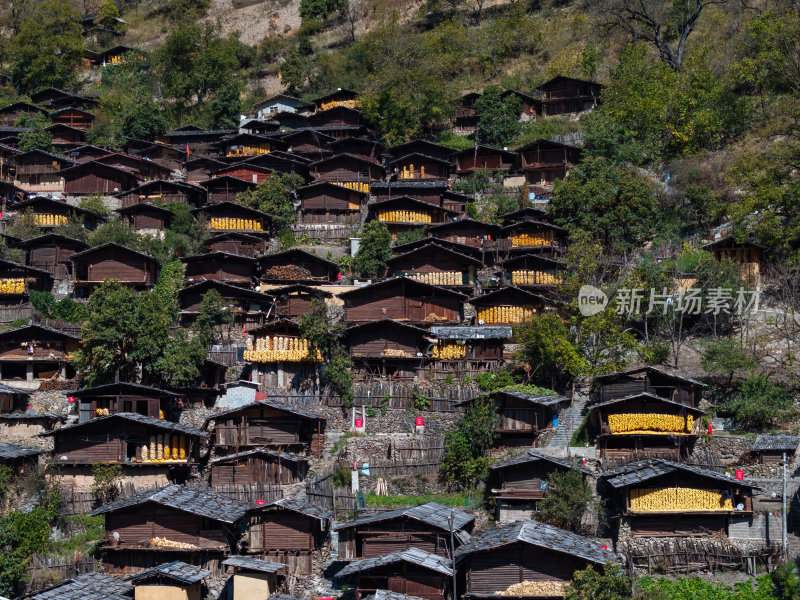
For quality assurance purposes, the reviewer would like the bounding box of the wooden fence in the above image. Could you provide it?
[625,538,779,575]
[26,556,97,590]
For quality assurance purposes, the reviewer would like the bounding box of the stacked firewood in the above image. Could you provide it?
[264,265,312,280]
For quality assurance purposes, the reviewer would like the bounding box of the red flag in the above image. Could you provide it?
[708,422,713,435]
[185,143,190,158]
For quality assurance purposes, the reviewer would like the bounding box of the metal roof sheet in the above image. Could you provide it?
[429,326,512,340]
[590,392,705,415]
[602,459,758,489]
[209,448,308,464]
[40,412,207,438]
[264,497,333,520]
[489,450,594,475]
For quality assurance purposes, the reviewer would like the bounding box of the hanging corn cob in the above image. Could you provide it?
[608,413,693,434]
[511,233,555,247]
[432,341,466,359]
[243,335,321,362]
[511,270,563,285]
[630,487,733,512]
[477,305,537,324]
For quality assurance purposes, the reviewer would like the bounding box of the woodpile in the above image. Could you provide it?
[0,279,25,294]
[629,487,733,512]
[432,341,466,359]
[477,305,536,324]
[33,214,68,226]
[608,413,693,434]
[410,272,462,286]
[423,313,450,322]
[499,581,565,596]
[208,218,264,231]
[148,537,198,550]
[264,265,312,280]
[377,209,432,223]
[512,270,563,285]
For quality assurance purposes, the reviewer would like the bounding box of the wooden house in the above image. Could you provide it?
[13,195,104,229]
[702,236,763,287]
[501,221,567,257]
[428,220,500,251]
[0,390,61,442]
[386,140,455,165]
[260,249,340,284]
[185,157,226,184]
[0,382,29,413]
[0,442,41,477]
[222,556,286,598]
[451,146,519,175]
[71,243,160,296]
[0,324,79,387]
[455,520,613,598]
[313,88,360,111]
[66,144,114,163]
[371,197,454,239]
[117,201,173,233]
[49,107,94,130]
[309,154,385,193]
[347,319,428,381]
[334,502,474,560]
[244,498,331,574]
[231,152,311,178]
[498,207,549,226]
[179,280,274,330]
[602,459,756,538]
[489,451,593,523]
[255,93,309,119]
[341,277,465,325]
[7,150,74,195]
[338,548,454,600]
[440,191,470,217]
[592,366,706,408]
[96,152,173,180]
[116,179,206,208]
[128,561,210,600]
[243,320,320,390]
[194,201,271,234]
[371,182,447,206]
[181,252,257,286]
[269,284,332,320]
[327,137,384,161]
[502,254,566,287]
[156,128,237,157]
[212,162,276,185]
[221,133,285,159]
[46,414,207,490]
[30,88,83,108]
[501,89,543,120]
[308,105,363,128]
[60,160,139,196]
[90,484,250,575]
[138,142,188,171]
[386,242,480,288]
[266,111,312,130]
[198,176,258,205]
[281,129,335,160]
[469,286,550,325]
[427,325,510,376]
[459,390,568,449]
[210,448,308,486]
[297,181,366,230]
[45,123,86,148]
[454,92,481,135]
[73,382,181,423]
[535,76,603,115]
[388,153,451,181]
[205,232,268,257]
[517,139,582,186]
[88,45,138,67]
[0,102,47,126]
[752,435,800,464]
[204,399,326,456]
[0,259,54,306]
[590,392,705,462]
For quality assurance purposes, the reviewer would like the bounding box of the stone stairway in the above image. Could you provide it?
[545,392,590,449]
[322,429,343,458]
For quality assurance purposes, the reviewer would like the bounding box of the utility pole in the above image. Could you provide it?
[449,509,457,600]
[783,451,788,560]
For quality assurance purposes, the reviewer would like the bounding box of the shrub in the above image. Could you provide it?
[725,376,796,431]
[537,469,600,534]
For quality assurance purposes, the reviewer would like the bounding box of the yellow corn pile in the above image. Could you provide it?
[0,279,25,294]
[208,218,264,231]
[512,270,563,285]
[477,305,536,324]
[433,341,466,359]
[149,537,198,549]
[340,181,369,193]
[95,407,110,416]
[244,335,320,362]
[608,413,693,434]
[227,145,270,157]
[377,210,432,224]
[159,409,165,420]
[107,54,143,65]
[33,214,68,226]
[320,99,361,110]
[511,234,555,247]
[384,348,413,357]
[141,434,187,463]
[410,272,462,286]
[630,487,733,512]
[499,581,565,597]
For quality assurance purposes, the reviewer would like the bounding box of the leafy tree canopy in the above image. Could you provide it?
[475,85,521,148]
[353,221,392,277]
[237,172,304,230]
[538,469,599,534]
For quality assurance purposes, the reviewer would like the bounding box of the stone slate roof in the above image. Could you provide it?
[210,448,309,464]
[28,571,133,600]
[338,547,454,577]
[127,561,210,584]
[268,595,304,600]
[333,502,474,533]
[456,390,567,408]
[0,411,62,421]
[261,497,333,521]
[455,520,614,566]
[89,484,250,523]
[590,391,705,415]
[0,442,41,460]
[223,555,287,573]
[592,366,707,388]
[363,591,426,600]
[39,412,207,438]
[203,398,324,427]
[489,450,594,475]
[753,435,800,452]
[0,382,30,397]
[602,459,758,490]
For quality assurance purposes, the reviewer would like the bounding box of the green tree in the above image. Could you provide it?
[90,463,122,505]
[550,156,658,252]
[7,209,42,241]
[300,0,346,21]
[16,113,53,152]
[515,313,588,387]
[353,221,392,277]
[79,195,111,217]
[194,289,234,344]
[564,563,632,600]
[280,48,311,95]
[10,0,83,94]
[725,376,796,431]
[537,469,598,534]
[209,82,242,129]
[441,398,497,489]
[700,338,756,387]
[237,172,304,230]
[474,85,521,148]
[97,0,121,27]
[299,299,354,405]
